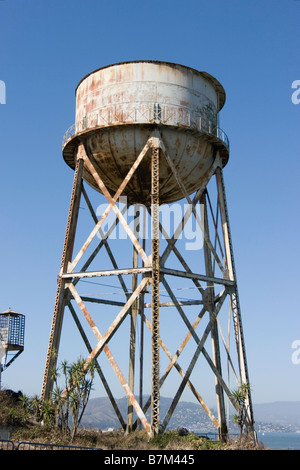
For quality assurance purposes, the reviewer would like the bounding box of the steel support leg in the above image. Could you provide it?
[215,164,256,439]
[127,206,140,432]
[201,192,228,441]
[41,149,84,400]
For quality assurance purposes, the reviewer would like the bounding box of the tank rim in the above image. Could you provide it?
[62,123,229,175]
[75,60,226,111]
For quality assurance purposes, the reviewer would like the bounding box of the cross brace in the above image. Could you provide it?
[42,131,255,440]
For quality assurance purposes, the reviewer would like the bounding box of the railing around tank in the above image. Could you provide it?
[62,103,229,151]
[215,126,230,149]
[63,123,76,146]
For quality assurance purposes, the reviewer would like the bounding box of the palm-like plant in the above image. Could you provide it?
[231,382,251,436]
[30,394,41,420]
[40,398,55,427]
[46,357,96,439]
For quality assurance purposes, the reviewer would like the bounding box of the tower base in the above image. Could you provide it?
[42,131,255,440]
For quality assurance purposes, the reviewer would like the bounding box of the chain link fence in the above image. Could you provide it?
[0,439,102,450]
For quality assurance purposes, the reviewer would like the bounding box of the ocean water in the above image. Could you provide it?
[257,432,300,450]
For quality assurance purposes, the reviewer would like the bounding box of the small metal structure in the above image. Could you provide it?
[0,309,25,389]
[42,61,256,440]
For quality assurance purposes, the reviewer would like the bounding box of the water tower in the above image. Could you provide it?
[0,309,25,389]
[42,61,255,440]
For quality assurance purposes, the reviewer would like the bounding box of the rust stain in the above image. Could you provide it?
[65,61,229,205]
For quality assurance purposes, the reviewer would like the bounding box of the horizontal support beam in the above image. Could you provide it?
[63,267,152,279]
[63,267,234,287]
[80,296,125,307]
[160,267,235,287]
[144,300,203,308]
[74,299,203,309]
[80,293,225,309]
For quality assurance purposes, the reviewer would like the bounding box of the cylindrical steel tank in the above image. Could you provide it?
[63,61,229,205]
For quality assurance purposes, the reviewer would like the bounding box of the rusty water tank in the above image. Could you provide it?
[62,61,229,205]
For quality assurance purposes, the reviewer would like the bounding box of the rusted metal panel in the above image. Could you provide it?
[74,61,224,124]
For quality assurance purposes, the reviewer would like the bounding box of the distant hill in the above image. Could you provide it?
[82,396,219,433]
[253,401,300,427]
[82,396,300,433]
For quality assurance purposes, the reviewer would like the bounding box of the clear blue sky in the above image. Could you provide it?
[0,0,300,411]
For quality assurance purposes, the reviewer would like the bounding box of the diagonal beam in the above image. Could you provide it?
[159,136,226,276]
[159,154,222,267]
[72,203,127,288]
[149,206,205,297]
[201,346,238,409]
[160,307,207,382]
[137,289,228,431]
[159,149,223,268]
[81,184,129,299]
[66,281,151,435]
[206,191,226,268]
[162,277,228,369]
[69,139,151,272]
[159,282,229,430]
[79,277,150,366]
[142,309,219,428]
[67,282,102,340]
[67,302,126,430]
[82,151,150,266]
[216,316,240,388]
[161,338,204,432]
[160,190,204,266]
[162,338,241,432]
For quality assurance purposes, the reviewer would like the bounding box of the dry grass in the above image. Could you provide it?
[10,427,220,450]
[1,390,263,451]
[90,429,221,450]
[0,390,26,426]
[10,427,263,450]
